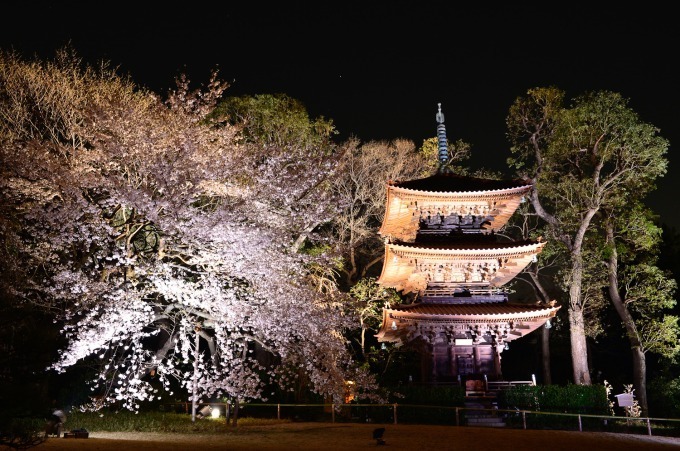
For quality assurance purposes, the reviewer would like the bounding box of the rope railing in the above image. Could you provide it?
[162,401,680,438]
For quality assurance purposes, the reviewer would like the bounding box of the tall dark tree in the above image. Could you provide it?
[600,205,679,416]
[502,201,565,384]
[507,87,670,385]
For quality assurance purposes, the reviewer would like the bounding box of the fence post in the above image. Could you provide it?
[647,418,652,436]
[578,415,582,432]
[331,404,335,423]
[393,404,398,425]
[277,403,280,421]
[455,407,459,426]
[522,411,526,430]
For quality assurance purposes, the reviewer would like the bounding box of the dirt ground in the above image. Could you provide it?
[32,423,680,450]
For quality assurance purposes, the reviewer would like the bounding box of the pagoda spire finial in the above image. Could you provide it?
[436,103,449,172]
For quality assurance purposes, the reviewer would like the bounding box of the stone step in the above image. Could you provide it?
[463,398,505,428]
[465,410,489,415]
[464,402,498,410]
[465,412,502,418]
[465,415,506,428]
[467,421,506,428]
[467,416,504,422]
[464,402,497,407]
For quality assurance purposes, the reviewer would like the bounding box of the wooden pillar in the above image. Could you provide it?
[448,342,455,378]
[452,346,459,377]
[430,343,437,383]
[473,346,479,374]
[494,345,503,379]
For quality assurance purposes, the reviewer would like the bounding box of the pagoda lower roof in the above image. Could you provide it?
[376,301,560,345]
[390,173,531,193]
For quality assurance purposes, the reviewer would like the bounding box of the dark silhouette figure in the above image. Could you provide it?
[45,410,66,437]
[372,427,386,445]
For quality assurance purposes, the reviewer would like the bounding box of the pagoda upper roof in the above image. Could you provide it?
[390,172,531,194]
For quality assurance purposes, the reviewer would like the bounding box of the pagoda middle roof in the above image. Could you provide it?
[389,239,540,251]
[390,172,531,193]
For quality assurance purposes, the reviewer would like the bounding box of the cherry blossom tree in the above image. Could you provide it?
[0,48,382,416]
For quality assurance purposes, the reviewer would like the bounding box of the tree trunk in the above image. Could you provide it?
[231,400,239,427]
[345,245,358,286]
[568,307,591,384]
[606,224,649,416]
[568,255,592,385]
[191,327,200,422]
[529,271,552,385]
[529,192,598,386]
[631,346,647,416]
[540,326,552,385]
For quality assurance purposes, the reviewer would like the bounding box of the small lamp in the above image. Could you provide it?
[391,321,397,330]
[504,342,510,351]
[545,319,552,329]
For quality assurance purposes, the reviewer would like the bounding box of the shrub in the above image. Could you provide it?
[65,410,286,433]
[498,384,610,415]
[0,417,46,450]
[386,385,465,425]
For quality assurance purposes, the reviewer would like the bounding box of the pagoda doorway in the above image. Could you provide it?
[432,335,454,383]
[456,353,475,376]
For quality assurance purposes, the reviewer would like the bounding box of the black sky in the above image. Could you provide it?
[3,2,679,228]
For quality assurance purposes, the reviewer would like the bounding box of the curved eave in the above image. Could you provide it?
[376,304,561,344]
[378,183,532,241]
[387,240,545,256]
[388,303,559,320]
[386,183,532,198]
[377,240,546,294]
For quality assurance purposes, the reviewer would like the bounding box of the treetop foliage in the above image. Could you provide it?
[211,93,337,151]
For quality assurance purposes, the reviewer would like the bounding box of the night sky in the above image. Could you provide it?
[3,2,679,228]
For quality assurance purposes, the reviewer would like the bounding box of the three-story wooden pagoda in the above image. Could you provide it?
[375,104,559,384]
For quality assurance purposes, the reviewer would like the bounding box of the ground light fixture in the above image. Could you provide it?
[211,407,221,419]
